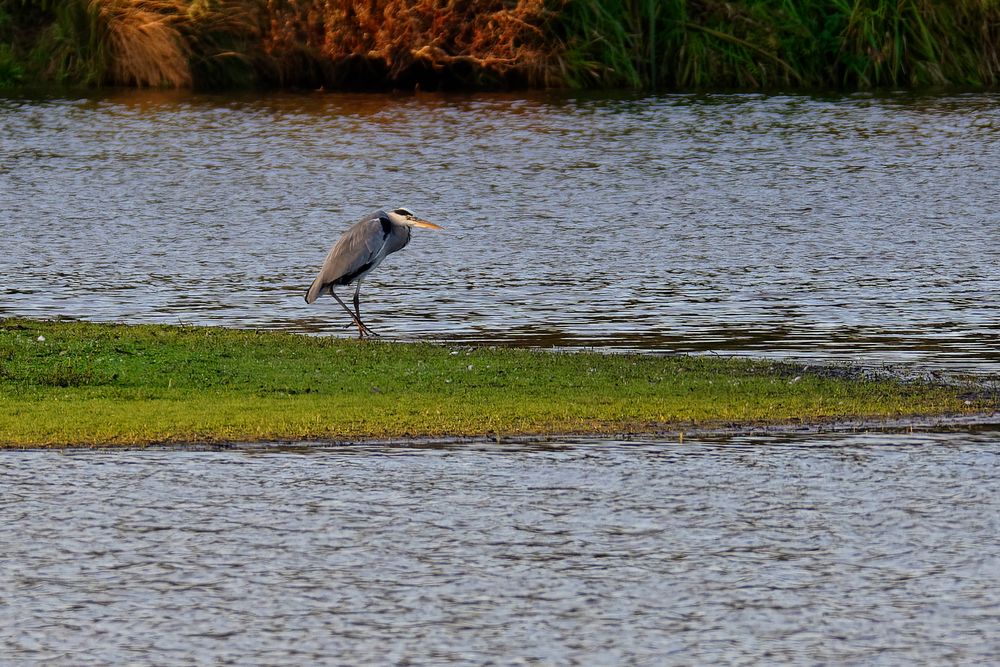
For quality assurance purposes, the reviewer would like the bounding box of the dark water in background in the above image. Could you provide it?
[2,432,999,665]
[1,90,998,372]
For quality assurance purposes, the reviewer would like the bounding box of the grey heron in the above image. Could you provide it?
[304,207,443,337]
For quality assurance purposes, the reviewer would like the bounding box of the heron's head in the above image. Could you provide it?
[387,207,443,230]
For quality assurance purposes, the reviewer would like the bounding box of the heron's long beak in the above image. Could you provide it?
[408,219,444,230]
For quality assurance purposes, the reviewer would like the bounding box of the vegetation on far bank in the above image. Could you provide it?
[1,1,999,91]
[0,318,990,448]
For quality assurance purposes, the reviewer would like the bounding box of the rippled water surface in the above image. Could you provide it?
[4,91,999,665]
[2,431,999,664]
[2,90,999,371]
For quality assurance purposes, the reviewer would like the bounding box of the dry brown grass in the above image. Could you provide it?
[90,0,193,86]
[87,0,265,87]
[26,0,558,89]
[264,0,561,87]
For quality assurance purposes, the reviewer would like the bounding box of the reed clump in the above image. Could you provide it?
[0,0,263,87]
[553,0,1000,89]
[264,0,558,87]
[1,0,1000,90]
[93,0,192,86]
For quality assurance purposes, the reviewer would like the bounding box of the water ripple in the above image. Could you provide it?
[2,90,998,374]
[1,431,998,663]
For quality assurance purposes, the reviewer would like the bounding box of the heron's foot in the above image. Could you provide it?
[358,323,380,338]
[347,318,379,338]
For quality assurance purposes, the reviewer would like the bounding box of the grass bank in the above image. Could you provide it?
[2,1,999,90]
[0,318,989,448]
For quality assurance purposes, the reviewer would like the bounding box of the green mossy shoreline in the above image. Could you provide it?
[0,318,991,448]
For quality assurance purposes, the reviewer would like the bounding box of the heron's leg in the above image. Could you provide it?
[330,289,367,337]
[352,281,361,323]
[351,281,380,338]
[330,287,377,338]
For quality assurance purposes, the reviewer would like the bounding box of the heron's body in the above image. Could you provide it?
[305,208,442,337]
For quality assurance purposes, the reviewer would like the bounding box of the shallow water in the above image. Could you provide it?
[2,90,999,373]
[2,431,999,664]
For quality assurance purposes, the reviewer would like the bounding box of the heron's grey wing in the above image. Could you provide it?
[305,215,388,303]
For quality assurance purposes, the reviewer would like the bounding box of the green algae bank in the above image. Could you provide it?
[3,319,986,447]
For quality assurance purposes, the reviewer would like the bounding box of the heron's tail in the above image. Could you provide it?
[304,278,326,304]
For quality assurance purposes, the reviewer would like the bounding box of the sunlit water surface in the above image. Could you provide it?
[2,90,999,372]
[2,431,999,664]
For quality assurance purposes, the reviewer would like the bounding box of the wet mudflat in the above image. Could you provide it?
[2,90,999,372]
[2,431,999,664]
